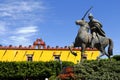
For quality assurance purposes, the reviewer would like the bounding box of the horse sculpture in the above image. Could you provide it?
[69,19,113,62]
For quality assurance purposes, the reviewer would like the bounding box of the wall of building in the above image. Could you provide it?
[0,39,100,64]
[0,48,99,64]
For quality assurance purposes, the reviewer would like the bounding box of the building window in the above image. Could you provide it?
[83,54,87,60]
[53,52,61,61]
[54,56,60,61]
[26,54,33,61]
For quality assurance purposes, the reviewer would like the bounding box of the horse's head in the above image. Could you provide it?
[75,19,89,32]
[75,19,88,26]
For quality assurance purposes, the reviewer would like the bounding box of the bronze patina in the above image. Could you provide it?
[69,8,113,62]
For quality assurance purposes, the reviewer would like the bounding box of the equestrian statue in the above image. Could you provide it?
[69,7,113,62]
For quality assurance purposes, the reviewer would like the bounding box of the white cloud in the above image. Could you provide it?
[10,36,28,42]
[0,12,12,17]
[16,26,38,34]
[0,0,47,25]
[0,21,7,34]
[0,0,48,46]
[8,36,29,46]
[9,33,36,46]
[0,0,46,18]
[8,25,38,46]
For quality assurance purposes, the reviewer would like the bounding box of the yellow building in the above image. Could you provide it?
[0,39,99,64]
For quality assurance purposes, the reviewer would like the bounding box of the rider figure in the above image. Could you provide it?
[88,13,106,48]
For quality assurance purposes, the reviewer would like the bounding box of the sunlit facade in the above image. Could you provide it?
[0,39,99,64]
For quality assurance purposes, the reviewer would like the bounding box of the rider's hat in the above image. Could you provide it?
[88,13,93,17]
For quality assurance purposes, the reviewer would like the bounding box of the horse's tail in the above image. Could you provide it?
[108,38,113,56]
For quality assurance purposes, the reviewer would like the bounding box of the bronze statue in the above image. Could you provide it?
[69,19,113,62]
[88,13,106,48]
[69,7,113,62]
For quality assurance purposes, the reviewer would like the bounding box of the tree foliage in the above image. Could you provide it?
[74,60,120,80]
[0,61,74,80]
[112,55,120,61]
[0,56,120,80]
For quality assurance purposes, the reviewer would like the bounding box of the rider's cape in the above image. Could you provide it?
[89,19,106,37]
[96,24,106,37]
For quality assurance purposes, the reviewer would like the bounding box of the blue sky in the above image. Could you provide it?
[0,0,120,55]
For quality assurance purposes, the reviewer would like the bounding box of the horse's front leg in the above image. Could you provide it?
[69,44,77,56]
[81,43,86,62]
